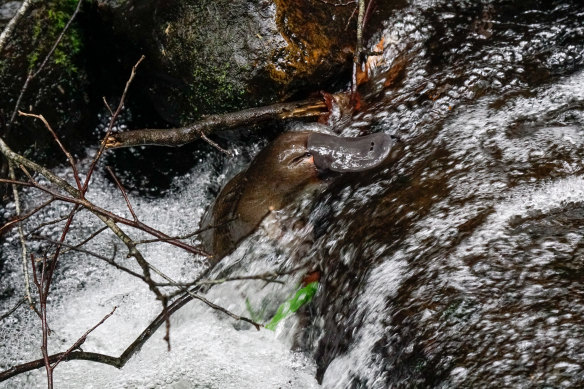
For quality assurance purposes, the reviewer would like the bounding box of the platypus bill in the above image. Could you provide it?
[200,131,395,261]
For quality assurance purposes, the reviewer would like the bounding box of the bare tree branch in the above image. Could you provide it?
[106,166,137,221]
[83,55,145,195]
[18,112,83,191]
[104,98,327,149]
[31,235,145,281]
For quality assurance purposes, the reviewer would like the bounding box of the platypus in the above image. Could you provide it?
[200,131,395,261]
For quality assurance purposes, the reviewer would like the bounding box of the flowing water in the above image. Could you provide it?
[2,0,584,387]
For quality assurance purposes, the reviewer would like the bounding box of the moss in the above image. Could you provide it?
[28,0,83,73]
[188,63,247,118]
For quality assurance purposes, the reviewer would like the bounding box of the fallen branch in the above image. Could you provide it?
[104,98,327,149]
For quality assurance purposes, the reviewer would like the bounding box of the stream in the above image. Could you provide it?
[2,0,584,387]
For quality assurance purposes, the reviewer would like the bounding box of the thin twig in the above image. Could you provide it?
[0,197,55,236]
[135,218,236,245]
[52,306,117,369]
[31,253,53,389]
[146,263,262,330]
[62,225,108,254]
[25,208,78,239]
[318,0,356,5]
[0,297,26,323]
[102,96,114,116]
[200,133,232,156]
[18,112,82,191]
[82,55,145,196]
[106,166,137,221]
[44,205,80,294]
[31,235,145,281]
[362,0,376,34]
[8,163,34,307]
[166,264,309,299]
[160,266,310,290]
[351,0,366,96]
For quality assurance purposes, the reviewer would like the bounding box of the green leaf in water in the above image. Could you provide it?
[265,281,319,331]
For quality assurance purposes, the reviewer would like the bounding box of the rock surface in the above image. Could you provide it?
[96,0,401,123]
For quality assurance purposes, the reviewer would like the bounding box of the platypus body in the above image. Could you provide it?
[201,130,395,261]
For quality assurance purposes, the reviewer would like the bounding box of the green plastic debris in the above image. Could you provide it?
[265,281,319,331]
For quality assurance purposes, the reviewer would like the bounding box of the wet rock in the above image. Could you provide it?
[95,0,402,124]
[294,0,584,387]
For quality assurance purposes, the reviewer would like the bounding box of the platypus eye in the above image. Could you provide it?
[290,152,313,166]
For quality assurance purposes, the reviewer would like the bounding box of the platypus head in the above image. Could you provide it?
[201,131,395,261]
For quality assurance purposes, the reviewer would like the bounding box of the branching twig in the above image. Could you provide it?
[18,112,82,191]
[106,167,137,221]
[146,263,263,330]
[83,55,145,196]
[0,260,309,381]
[31,235,145,281]
[52,306,117,369]
[166,265,309,299]
[0,146,210,257]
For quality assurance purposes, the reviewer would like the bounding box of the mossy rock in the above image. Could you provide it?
[97,0,402,124]
[0,0,91,161]
[0,0,94,201]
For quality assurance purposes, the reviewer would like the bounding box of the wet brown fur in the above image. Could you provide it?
[202,131,322,261]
